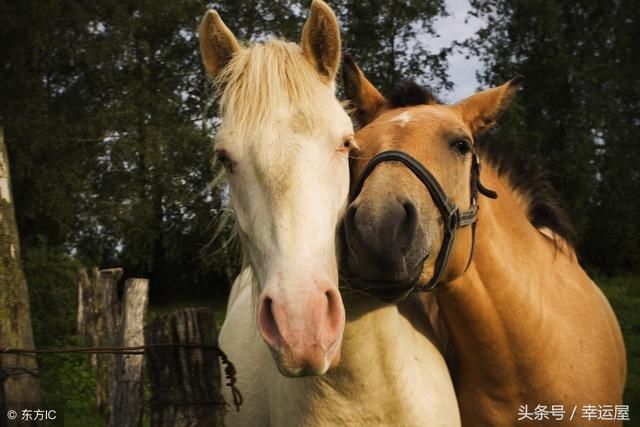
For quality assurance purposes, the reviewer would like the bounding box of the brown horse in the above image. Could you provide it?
[341,57,626,426]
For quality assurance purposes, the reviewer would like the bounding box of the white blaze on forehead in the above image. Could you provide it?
[389,111,412,127]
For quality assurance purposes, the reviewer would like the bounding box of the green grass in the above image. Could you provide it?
[598,275,640,425]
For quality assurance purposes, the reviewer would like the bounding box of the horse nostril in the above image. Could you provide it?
[402,200,418,232]
[398,199,418,253]
[324,288,343,332]
[259,296,279,345]
[344,202,365,252]
[345,203,357,234]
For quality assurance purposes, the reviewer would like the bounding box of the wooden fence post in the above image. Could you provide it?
[77,269,92,346]
[92,267,111,415]
[77,270,86,337]
[145,308,225,427]
[77,267,126,416]
[110,278,149,427]
[99,268,123,420]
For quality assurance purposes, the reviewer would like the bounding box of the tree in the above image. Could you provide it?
[67,0,228,302]
[337,0,452,95]
[0,128,40,405]
[0,0,232,303]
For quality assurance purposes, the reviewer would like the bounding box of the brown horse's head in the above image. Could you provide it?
[342,56,521,301]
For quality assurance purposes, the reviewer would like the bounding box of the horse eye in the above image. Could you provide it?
[215,149,235,172]
[451,139,471,155]
[339,137,356,154]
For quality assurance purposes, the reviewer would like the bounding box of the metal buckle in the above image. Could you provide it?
[447,207,459,233]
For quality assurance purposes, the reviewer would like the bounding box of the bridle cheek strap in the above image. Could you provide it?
[349,150,497,293]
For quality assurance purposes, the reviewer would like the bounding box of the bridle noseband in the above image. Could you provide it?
[349,150,497,292]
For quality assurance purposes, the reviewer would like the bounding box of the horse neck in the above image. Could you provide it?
[338,295,438,374]
[267,295,456,425]
[322,295,443,390]
[436,165,575,388]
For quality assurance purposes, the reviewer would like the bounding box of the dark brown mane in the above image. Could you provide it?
[388,80,438,107]
[386,79,576,248]
[477,136,576,248]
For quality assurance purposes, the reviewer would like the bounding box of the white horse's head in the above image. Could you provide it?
[200,0,353,377]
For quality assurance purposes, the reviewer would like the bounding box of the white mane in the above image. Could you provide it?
[216,40,335,142]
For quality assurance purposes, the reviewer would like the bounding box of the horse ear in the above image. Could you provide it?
[455,76,523,135]
[301,0,341,83]
[342,54,387,126]
[199,10,240,79]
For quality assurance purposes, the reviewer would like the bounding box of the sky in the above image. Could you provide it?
[431,0,484,103]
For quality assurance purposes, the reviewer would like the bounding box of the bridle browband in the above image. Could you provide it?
[349,150,497,292]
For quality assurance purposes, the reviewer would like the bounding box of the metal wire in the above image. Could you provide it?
[0,343,243,411]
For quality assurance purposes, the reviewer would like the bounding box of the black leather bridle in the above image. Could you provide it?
[349,150,497,292]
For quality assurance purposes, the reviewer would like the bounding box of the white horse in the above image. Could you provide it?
[199,1,460,425]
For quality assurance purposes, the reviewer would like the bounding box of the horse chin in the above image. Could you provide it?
[342,243,430,302]
[269,344,342,378]
[348,276,418,303]
[346,258,426,303]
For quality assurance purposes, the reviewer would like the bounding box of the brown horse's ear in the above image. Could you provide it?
[342,55,387,126]
[301,0,341,83]
[454,76,523,135]
[199,10,240,79]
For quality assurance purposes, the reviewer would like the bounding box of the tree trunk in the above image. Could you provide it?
[0,127,40,405]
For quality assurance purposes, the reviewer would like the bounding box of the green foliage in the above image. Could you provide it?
[0,0,233,302]
[598,276,640,419]
[23,241,80,345]
[336,0,451,94]
[465,0,640,274]
[38,335,105,426]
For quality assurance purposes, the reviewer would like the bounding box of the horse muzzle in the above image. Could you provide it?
[343,195,429,301]
[257,282,345,377]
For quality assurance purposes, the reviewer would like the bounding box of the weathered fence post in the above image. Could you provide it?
[77,269,92,346]
[110,278,149,427]
[92,267,111,415]
[77,267,126,416]
[0,127,41,406]
[78,268,102,412]
[77,270,86,337]
[145,308,225,427]
[99,268,123,419]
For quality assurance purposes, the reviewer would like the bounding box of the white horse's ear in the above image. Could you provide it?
[301,0,341,83]
[199,10,240,79]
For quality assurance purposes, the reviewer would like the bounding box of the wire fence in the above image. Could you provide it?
[0,343,243,412]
